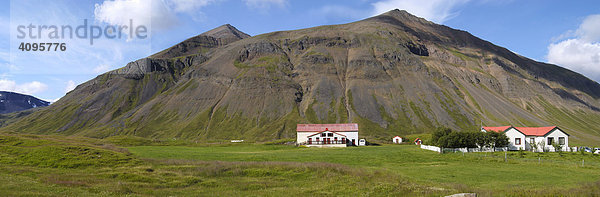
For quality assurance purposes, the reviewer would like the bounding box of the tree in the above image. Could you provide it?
[529,140,539,152]
[432,127,452,147]
[552,142,564,155]
[488,131,509,149]
[432,128,481,148]
[475,132,491,150]
[538,140,546,153]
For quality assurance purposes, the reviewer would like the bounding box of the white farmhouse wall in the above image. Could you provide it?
[344,131,359,146]
[521,129,569,152]
[525,136,550,152]
[296,132,316,144]
[297,131,358,146]
[504,128,526,150]
[544,129,569,151]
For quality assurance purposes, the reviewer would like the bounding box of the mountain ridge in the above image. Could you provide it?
[0,91,49,114]
[3,9,600,145]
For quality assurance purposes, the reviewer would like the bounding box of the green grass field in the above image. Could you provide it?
[1,133,600,196]
[127,144,600,195]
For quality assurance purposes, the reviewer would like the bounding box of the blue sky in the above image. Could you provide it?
[1,0,599,101]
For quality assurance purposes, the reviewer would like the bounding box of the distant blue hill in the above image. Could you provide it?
[0,91,50,114]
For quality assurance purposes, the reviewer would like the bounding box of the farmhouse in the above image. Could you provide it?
[481,126,569,151]
[296,123,359,147]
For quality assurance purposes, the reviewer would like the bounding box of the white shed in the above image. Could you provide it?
[392,136,403,144]
[358,139,366,146]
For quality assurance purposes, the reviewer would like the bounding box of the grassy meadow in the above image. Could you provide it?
[1,133,600,196]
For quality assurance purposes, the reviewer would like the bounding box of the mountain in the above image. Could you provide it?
[4,10,600,144]
[150,24,250,59]
[0,91,49,114]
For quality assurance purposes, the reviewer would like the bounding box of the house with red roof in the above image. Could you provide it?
[296,124,359,147]
[392,136,403,144]
[481,126,569,151]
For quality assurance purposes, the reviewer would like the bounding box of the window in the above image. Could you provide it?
[530,138,535,144]
[327,133,333,137]
[547,137,554,145]
[308,138,312,144]
[334,137,338,142]
[316,137,319,142]
[321,133,326,137]
[559,137,565,145]
[515,138,521,145]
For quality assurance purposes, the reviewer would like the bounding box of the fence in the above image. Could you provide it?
[420,145,507,153]
[442,147,508,153]
[420,145,600,168]
[421,145,580,153]
[455,151,600,168]
[420,145,441,153]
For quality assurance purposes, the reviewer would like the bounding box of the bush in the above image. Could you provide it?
[431,127,509,149]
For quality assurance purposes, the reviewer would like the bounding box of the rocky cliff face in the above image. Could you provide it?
[5,10,600,144]
[0,91,49,114]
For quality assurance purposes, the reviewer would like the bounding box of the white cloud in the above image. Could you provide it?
[94,0,176,30]
[244,0,287,11]
[371,0,470,23]
[168,0,216,13]
[0,79,48,95]
[575,15,600,43]
[547,14,600,82]
[93,64,112,74]
[94,0,217,30]
[64,80,76,93]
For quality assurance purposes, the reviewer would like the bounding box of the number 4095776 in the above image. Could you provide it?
[18,42,66,51]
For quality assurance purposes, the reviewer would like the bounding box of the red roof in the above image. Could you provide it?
[482,126,563,136]
[515,126,558,136]
[297,123,358,132]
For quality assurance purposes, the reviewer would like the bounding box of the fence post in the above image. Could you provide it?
[504,151,507,162]
[582,159,585,167]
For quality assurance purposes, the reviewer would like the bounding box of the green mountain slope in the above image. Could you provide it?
[4,10,600,145]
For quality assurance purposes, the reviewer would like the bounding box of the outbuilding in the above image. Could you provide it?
[358,139,366,146]
[414,138,422,145]
[393,136,403,144]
